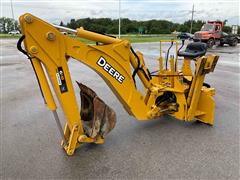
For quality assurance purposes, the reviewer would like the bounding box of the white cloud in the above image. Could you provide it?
[1,0,239,25]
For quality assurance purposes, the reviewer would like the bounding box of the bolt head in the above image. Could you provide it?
[30,46,38,54]
[46,32,56,41]
[24,15,32,24]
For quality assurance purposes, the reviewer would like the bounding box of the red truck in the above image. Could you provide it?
[193,21,239,48]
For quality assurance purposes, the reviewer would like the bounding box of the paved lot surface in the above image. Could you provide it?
[1,39,239,179]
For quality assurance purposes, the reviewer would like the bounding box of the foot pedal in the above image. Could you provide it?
[76,82,116,139]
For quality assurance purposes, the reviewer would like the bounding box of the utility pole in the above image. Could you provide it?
[10,0,15,30]
[190,4,195,34]
[118,0,121,38]
[10,0,14,20]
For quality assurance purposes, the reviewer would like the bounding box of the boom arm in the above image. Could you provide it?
[20,13,152,119]
[19,13,155,155]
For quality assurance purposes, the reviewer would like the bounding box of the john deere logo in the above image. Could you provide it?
[97,57,125,84]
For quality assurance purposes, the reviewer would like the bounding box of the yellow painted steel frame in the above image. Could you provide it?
[153,40,218,123]
[19,13,219,155]
[20,13,152,155]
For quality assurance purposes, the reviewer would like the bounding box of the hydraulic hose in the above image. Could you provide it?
[175,39,185,71]
[17,35,46,104]
[177,39,185,54]
[130,47,152,85]
[165,41,174,70]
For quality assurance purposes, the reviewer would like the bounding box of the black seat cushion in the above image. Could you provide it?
[178,42,207,58]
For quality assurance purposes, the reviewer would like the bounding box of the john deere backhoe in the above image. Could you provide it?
[18,13,219,155]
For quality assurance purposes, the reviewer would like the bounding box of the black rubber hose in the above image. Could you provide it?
[165,41,174,70]
[17,35,46,104]
[130,47,151,84]
[177,39,185,54]
[175,39,185,71]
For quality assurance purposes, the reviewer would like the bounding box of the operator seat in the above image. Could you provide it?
[178,42,207,59]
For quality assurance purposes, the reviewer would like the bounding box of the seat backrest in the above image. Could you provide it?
[186,42,207,53]
[178,42,207,58]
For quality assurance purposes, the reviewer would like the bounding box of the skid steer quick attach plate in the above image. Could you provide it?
[77,82,116,139]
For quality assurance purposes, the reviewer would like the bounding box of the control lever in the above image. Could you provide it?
[165,40,174,70]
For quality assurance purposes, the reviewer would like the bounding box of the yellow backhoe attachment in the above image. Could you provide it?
[18,13,219,155]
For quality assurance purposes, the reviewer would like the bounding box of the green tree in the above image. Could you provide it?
[0,17,19,33]
[67,19,77,29]
[222,26,232,33]
[65,17,208,35]
[177,20,205,33]
[59,21,64,26]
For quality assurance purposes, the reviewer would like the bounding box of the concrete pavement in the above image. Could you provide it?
[1,39,239,179]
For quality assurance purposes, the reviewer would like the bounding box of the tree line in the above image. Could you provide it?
[65,18,207,34]
[63,18,240,34]
[1,16,239,34]
[0,17,19,33]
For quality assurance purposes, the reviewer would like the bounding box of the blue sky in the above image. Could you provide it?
[1,0,239,25]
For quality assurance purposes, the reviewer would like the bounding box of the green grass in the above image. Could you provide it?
[0,33,177,43]
[71,34,177,44]
[0,34,21,38]
[121,34,177,43]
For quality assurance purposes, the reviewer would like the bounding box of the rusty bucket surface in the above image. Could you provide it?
[76,82,116,139]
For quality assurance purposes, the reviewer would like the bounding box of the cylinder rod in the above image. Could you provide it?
[53,24,77,34]
[52,110,67,146]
